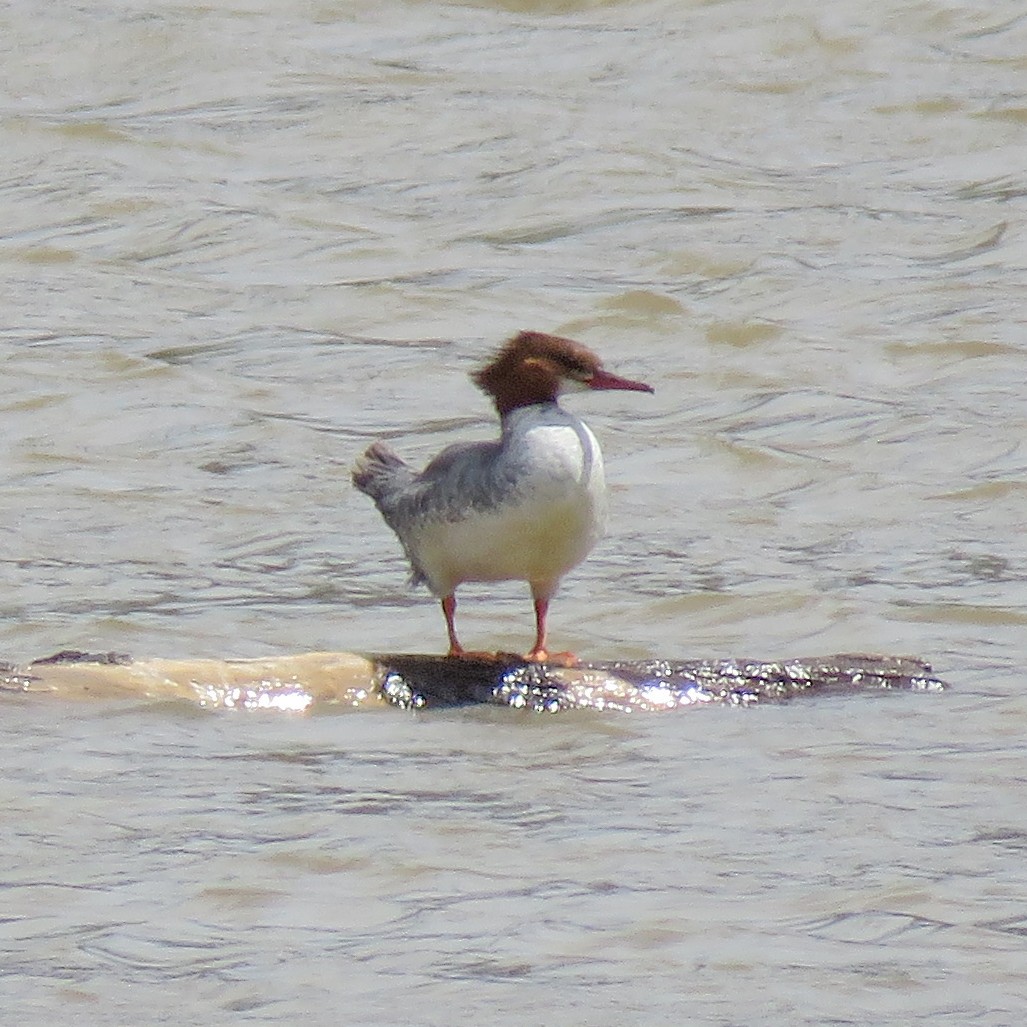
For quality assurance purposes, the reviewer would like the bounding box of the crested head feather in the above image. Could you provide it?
[472,331,603,415]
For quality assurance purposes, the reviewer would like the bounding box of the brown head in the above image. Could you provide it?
[472,331,654,416]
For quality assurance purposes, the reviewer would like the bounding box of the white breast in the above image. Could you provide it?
[410,405,608,598]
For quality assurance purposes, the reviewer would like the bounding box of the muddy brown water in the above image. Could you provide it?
[1,0,1024,1023]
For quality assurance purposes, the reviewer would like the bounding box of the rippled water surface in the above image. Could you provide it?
[2,0,1025,1022]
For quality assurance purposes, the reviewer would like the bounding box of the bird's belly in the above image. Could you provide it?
[413,491,602,595]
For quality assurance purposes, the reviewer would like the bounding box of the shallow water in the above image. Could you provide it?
[1,0,1025,1022]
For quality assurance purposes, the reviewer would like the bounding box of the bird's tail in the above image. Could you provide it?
[352,441,414,512]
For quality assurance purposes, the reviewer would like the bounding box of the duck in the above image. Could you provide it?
[352,330,653,662]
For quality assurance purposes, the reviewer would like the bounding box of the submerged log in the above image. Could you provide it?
[0,649,945,713]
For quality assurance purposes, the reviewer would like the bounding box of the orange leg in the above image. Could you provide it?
[525,595,550,662]
[441,595,464,657]
[525,593,578,666]
[441,595,503,661]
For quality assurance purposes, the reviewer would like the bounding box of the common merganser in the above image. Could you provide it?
[352,331,653,662]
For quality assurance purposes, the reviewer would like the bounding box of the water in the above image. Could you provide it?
[2,0,1025,1022]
